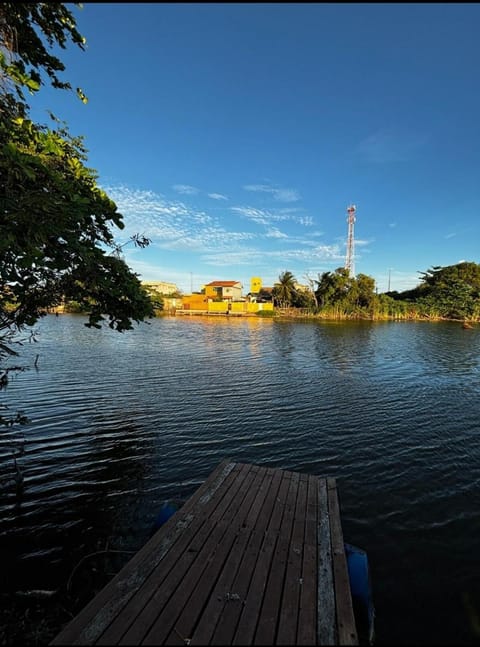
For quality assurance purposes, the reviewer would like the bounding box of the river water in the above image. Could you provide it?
[1,314,479,644]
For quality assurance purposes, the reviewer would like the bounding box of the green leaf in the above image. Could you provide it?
[26,77,41,92]
[76,87,88,104]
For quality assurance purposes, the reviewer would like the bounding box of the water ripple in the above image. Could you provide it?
[1,316,480,644]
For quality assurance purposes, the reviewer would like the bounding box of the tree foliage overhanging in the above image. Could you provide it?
[0,3,155,374]
[0,2,87,112]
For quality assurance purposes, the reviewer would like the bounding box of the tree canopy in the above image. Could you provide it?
[272,271,297,308]
[414,262,480,319]
[0,2,87,113]
[314,267,376,313]
[0,2,155,371]
[328,262,480,320]
[269,262,480,321]
[1,115,154,334]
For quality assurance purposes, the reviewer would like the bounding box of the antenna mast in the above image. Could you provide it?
[345,204,356,277]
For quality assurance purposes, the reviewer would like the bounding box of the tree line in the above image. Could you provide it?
[271,262,480,321]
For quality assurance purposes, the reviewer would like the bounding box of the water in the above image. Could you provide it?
[1,315,480,644]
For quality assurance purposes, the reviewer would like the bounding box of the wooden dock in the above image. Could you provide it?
[51,461,358,645]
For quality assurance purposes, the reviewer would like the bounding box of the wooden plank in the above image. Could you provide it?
[205,467,284,646]
[327,478,358,646]
[163,465,276,646]
[253,470,300,646]
[296,474,318,645]
[187,466,281,646]
[317,478,335,645]
[102,462,252,645]
[231,470,293,646]
[97,461,249,645]
[51,459,238,646]
[276,473,308,645]
[121,463,259,645]
[52,462,358,647]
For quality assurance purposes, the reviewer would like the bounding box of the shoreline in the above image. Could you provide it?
[47,309,478,324]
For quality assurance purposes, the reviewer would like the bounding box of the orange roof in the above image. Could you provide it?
[205,281,241,287]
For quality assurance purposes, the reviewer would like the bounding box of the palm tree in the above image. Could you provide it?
[273,271,297,308]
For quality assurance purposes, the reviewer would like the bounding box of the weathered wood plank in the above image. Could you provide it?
[231,471,293,646]
[163,465,276,646]
[276,473,308,645]
[327,477,358,646]
[108,466,248,644]
[123,463,259,645]
[51,459,238,646]
[51,462,360,647]
[296,474,318,645]
[188,466,281,646]
[206,467,283,646]
[253,470,300,646]
[317,478,335,646]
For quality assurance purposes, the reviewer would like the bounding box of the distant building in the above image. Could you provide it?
[142,281,179,295]
[204,280,243,301]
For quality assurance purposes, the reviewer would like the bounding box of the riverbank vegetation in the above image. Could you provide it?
[52,261,480,324]
[271,262,480,322]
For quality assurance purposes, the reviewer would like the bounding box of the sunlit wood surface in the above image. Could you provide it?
[51,460,357,645]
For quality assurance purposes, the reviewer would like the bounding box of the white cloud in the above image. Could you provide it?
[104,185,253,255]
[104,186,211,242]
[231,205,313,228]
[101,183,343,287]
[202,242,342,267]
[243,184,300,202]
[172,184,199,195]
[208,192,228,201]
[297,216,313,226]
[231,206,274,226]
[266,227,288,239]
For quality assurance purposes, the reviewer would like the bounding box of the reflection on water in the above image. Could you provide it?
[1,315,480,645]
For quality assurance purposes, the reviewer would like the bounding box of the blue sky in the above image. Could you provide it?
[29,3,480,294]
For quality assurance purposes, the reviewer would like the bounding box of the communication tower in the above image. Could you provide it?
[345,204,356,277]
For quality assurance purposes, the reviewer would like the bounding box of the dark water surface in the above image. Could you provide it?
[1,315,480,644]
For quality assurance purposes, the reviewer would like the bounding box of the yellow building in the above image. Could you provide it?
[178,278,273,315]
[204,281,243,301]
[178,294,273,315]
[181,293,209,310]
